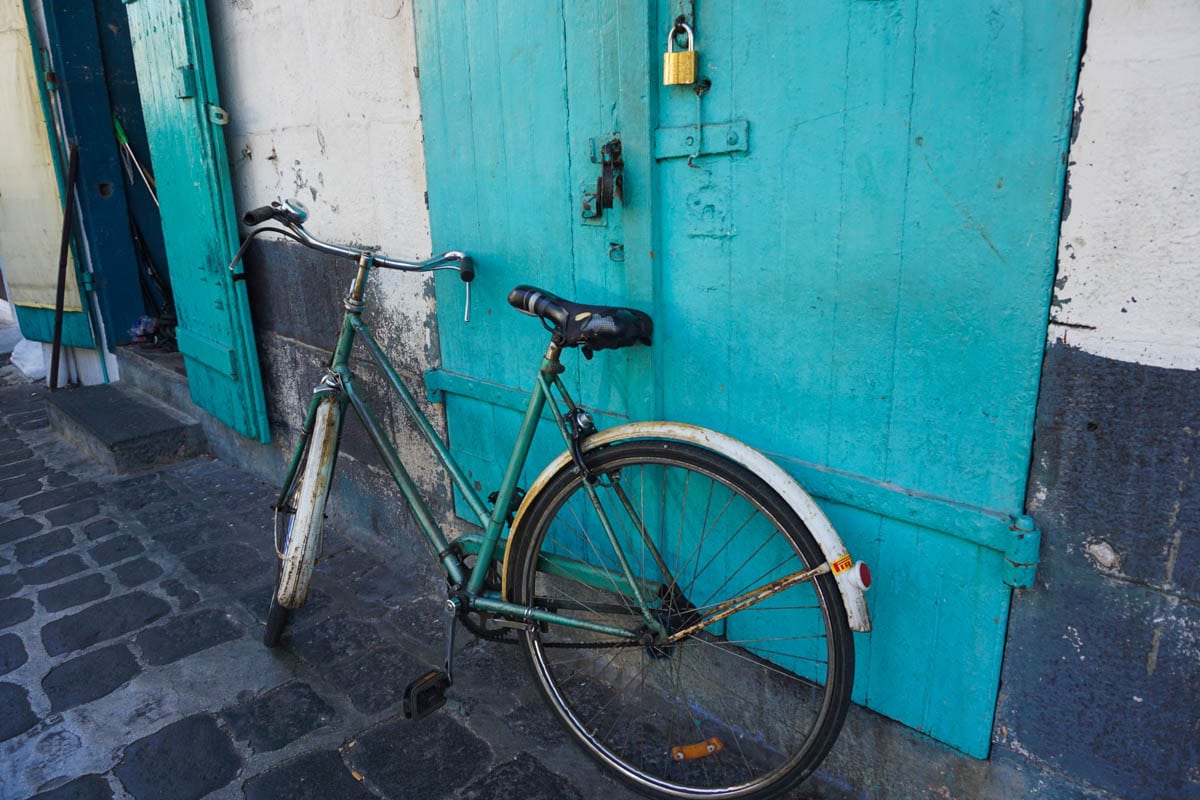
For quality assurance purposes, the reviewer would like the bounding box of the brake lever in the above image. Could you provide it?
[227,225,303,276]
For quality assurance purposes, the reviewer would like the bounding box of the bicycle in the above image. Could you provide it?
[230,199,873,800]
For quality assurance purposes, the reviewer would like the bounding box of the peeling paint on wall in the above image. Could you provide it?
[206,1,455,535]
[1049,0,1200,370]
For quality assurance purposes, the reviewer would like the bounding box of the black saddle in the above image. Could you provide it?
[507,285,653,358]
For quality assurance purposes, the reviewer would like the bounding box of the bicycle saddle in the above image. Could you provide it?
[508,285,653,358]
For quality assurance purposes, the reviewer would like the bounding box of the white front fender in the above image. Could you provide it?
[503,421,872,633]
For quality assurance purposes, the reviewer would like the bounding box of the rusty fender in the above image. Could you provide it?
[502,421,871,633]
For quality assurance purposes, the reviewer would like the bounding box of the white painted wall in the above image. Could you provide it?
[207,0,434,336]
[1050,0,1200,371]
[206,0,460,528]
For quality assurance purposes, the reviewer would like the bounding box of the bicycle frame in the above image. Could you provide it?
[277,253,652,641]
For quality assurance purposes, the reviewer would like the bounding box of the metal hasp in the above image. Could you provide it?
[654,120,749,160]
[1003,515,1043,588]
[582,137,622,219]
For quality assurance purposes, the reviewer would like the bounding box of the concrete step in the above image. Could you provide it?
[46,381,206,473]
[115,344,190,411]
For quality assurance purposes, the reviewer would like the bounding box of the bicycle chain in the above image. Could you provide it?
[458,610,644,649]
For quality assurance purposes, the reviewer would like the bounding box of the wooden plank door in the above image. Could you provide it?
[124,0,270,442]
[416,0,1085,756]
[415,1,653,508]
[651,0,1085,755]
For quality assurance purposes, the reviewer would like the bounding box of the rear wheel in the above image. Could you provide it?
[507,440,853,799]
[264,396,340,647]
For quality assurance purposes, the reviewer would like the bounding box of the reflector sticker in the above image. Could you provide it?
[671,737,724,761]
[831,554,853,575]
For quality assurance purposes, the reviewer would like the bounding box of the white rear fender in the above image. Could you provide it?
[503,421,872,633]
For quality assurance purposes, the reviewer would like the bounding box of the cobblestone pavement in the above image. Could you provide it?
[0,359,647,800]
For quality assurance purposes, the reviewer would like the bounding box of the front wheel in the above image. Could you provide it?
[264,396,340,647]
[506,440,853,800]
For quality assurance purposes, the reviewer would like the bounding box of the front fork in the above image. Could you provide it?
[273,381,345,565]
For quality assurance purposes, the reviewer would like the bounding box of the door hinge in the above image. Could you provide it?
[207,104,230,126]
[1003,515,1042,588]
[178,65,196,99]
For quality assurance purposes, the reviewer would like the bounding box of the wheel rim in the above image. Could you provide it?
[515,444,849,798]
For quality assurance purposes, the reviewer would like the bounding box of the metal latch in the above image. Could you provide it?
[582,138,622,220]
[207,104,230,126]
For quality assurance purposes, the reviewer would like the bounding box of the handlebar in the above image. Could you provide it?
[228,199,475,320]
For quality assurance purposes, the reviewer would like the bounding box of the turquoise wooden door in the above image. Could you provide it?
[416,1,654,505]
[416,1,1084,757]
[124,0,270,443]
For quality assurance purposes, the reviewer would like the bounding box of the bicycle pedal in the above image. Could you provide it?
[403,670,451,721]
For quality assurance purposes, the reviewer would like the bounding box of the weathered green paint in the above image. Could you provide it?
[415,0,1085,756]
[124,0,269,442]
[11,307,93,350]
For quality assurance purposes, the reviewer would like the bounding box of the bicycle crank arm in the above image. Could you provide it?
[664,562,831,644]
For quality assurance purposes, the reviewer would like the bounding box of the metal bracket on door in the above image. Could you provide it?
[178,65,196,99]
[654,120,748,161]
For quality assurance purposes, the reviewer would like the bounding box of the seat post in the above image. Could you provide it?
[543,338,564,368]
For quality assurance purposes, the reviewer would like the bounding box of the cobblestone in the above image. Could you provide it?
[87,534,144,567]
[242,750,375,800]
[17,553,88,585]
[0,478,41,502]
[38,573,111,613]
[134,608,242,666]
[0,572,21,599]
[0,516,42,545]
[112,557,163,588]
[0,681,38,741]
[81,519,118,540]
[0,632,28,675]
[0,597,35,630]
[290,613,383,667]
[41,591,171,656]
[45,499,100,527]
[19,483,101,515]
[0,380,638,800]
[43,643,139,712]
[113,714,242,800]
[14,528,76,565]
[460,753,584,800]
[222,680,337,753]
[344,715,493,798]
[327,643,425,714]
[27,775,113,800]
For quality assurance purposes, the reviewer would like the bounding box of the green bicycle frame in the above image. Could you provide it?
[277,253,654,641]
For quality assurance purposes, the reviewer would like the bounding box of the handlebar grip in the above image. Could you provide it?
[459,255,475,283]
[242,205,277,226]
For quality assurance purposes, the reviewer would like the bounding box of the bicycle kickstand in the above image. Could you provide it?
[402,598,458,721]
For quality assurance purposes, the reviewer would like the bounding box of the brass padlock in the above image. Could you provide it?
[663,22,696,86]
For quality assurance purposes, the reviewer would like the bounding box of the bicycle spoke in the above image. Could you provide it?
[512,440,852,798]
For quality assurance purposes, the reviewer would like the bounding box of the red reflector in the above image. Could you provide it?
[855,561,872,590]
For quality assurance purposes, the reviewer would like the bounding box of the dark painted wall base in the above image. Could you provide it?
[996,343,1199,799]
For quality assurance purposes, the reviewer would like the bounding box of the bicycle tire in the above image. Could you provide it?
[506,439,853,800]
[264,396,340,647]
